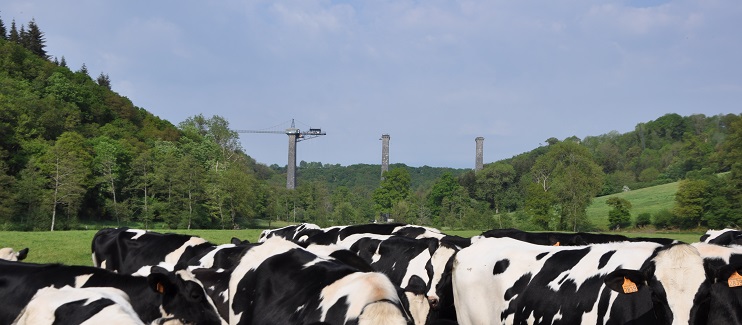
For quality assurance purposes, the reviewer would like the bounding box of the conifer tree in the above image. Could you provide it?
[19,24,28,48]
[79,63,89,76]
[25,19,47,58]
[0,14,7,40]
[8,20,19,43]
[97,72,111,89]
[59,56,67,68]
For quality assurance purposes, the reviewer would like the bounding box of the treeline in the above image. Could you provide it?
[1,15,740,232]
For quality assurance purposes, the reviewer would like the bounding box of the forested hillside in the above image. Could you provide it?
[1,15,740,232]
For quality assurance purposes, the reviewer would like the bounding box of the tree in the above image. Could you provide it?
[475,162,516,214]
[92,136,129,226]
[24,19,46,58]
[97,73,111,90]
[426,172,461,217]
[530,141,604,231]
[673,179,709,228]
[373,167,411,220]
[8,20,18,43]
[38,132,91,231]
[606,197,632,230]
[130,149,157,229]
[0,14,6,40]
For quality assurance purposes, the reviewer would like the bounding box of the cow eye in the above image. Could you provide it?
[190,289,203,300]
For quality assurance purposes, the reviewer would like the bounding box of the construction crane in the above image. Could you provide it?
[234,119,326,189]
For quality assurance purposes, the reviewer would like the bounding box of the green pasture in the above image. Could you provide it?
[1,227,702,266]
[586,182,679,229]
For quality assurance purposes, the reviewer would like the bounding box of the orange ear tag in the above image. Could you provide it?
[728,271,742,288]
[156,282,165,294]
[553,242,561,246]
[622,277,638,294]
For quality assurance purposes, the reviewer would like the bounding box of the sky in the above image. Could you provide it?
[3,0,741,169]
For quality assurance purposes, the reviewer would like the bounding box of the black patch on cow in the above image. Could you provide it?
[52,298,115,325]
[536,252,548,260]
[492,259,510,275]
[598,250,616,269]
[320,296,351,325]
[504,273,531,301]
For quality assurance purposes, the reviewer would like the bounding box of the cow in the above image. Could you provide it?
[481,228,677,246]
[258,223,446,244]
[257,223,321,242]
[453,237,709,325]
[0,247,28,261]
[12,285,177,325]
[700,228,742,246]
[692,242,742,325]
[92,227,218,275]
[0,260,224,325]
[190,237,411,325]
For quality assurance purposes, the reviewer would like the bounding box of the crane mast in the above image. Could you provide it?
[235,119,326,189]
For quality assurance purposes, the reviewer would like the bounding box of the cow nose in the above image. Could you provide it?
[427,296,439,309]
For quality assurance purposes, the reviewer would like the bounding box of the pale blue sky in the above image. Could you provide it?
[4,0,740,168]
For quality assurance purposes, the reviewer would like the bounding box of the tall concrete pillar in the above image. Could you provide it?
[286,128,299,189]
[475,137,484,172]
[381,134,390,178]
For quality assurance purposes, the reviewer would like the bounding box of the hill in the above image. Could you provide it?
[586,182,679,229]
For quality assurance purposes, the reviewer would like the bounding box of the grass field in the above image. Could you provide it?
[586,182,679,229]
[1,227,703,266]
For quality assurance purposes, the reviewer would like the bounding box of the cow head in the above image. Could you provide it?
[604,244,708,325]
[147,267,225,325]
[0,247,29,261]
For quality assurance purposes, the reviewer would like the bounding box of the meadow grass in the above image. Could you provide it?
[586,182,679,229]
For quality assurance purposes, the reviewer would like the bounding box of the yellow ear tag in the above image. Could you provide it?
[553,242,560,246]
[622,277,638,294]
[156,282,165,294]
[728,271,742,288]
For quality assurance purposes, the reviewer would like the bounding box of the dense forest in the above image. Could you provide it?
[1,15,740,232]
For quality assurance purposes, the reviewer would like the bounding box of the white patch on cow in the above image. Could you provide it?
[229,238,300,325]
[13,286,143,325]
[303,257,328,269]
[693,242,742,262]
[371,245,382,264]
[296,304,305,312]
[702,228,738,243]
[653,244,706,325]
[163,237,208,268]
[392,225,445,240]
[191,244,235,270]
[100,260,108,269]
[400,249,431,288]
[318,272,401,323]
[404,291,430,325]
[0,248,17,261]
[74,274,93,287]
[426,244,457,301]
[336,233,391,250]
[126,229,147,240]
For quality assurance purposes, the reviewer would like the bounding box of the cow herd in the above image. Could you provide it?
[1,224,742,324]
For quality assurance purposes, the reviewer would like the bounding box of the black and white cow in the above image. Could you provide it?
[0,260,224,325]
[480,228,677,246]
[453,237,709,325]
[191,237,411,325]
[258,223,446,245]
[12,285,171,325]
[700,228,742,246]
[257,223,321,242]
[692,242,742,325]
[0,247,28,261]
[92,227,220,275]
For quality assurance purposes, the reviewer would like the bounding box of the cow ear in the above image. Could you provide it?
[713,264,742,287]
[147,272,175,295]
[16,248,29,261]
[605,269,645,294]
[231,237,248,245]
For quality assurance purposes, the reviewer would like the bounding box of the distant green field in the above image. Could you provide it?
[586,182,679,229]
